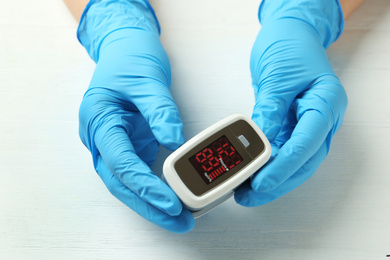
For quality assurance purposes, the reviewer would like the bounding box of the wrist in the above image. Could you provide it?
[77,0,160,62]
[258,0,344,49]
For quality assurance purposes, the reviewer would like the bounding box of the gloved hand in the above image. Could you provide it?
[77,0,194,233]
[235,0,348,206]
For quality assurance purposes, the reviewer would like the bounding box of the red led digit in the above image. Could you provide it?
[227,145,236,156]
[196,152,206,163]
[210,156,220,167]
[201,160,214,172]
[206,162,214,172]
[204,148,213,159]
[217,147,229,159]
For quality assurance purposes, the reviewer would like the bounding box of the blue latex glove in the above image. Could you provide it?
[77,0,194,233]
[235,0,348,206]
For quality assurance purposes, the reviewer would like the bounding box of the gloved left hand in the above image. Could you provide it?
[77,0,194,233]
[235,0,348,206]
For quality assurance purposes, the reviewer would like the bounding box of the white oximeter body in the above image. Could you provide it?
[163,114,271,218]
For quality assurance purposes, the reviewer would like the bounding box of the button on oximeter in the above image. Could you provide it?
[238,134,250,148]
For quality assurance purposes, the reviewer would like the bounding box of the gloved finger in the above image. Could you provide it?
[120,113,159,167]
[251,107,332,192]
[96,154,195,233]
[235,138,329,207]
[93,115,183,216]
[252,94,292,143]
[273,105,297,149]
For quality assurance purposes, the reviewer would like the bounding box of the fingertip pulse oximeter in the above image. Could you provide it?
[163,114,271,218]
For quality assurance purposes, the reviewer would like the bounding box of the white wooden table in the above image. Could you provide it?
[1,0,389,259]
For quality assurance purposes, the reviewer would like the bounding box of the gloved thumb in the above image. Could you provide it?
[136,87,185,151]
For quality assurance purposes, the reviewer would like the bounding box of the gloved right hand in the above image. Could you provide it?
[77,0,194,233]
[235,0,347,207]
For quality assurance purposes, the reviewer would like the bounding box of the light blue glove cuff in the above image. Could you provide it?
[258,0,344,49]
[77,0,160,62]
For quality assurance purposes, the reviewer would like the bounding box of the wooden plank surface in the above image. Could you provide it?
[0,0,389,259]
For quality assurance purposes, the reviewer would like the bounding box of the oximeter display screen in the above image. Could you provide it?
[189,135,243,184]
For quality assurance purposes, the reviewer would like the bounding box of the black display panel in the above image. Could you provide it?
[189,135,243,184]
[174,119,265,196]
